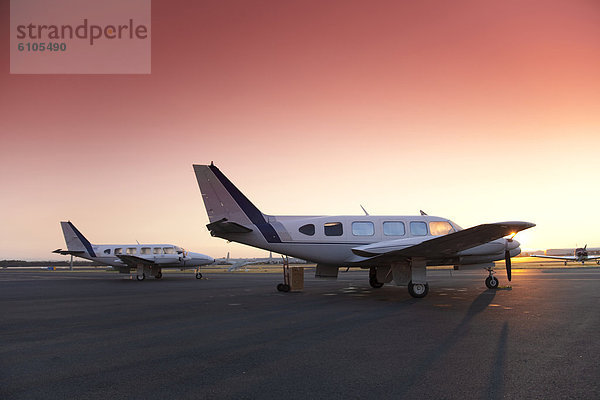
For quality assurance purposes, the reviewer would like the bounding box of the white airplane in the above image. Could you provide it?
[532,245,600,265]
[193,163,535,298]
[53,221,214,280]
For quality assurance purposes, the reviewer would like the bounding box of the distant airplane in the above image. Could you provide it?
[53,221,214,280]
[193,163,535,298]
[532,245,600,265]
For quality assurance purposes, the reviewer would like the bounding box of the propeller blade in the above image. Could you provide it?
[505,250,512,281]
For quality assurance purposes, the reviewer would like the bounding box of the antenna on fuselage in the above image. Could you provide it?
[136,240,140,245]
[360,205,369,216]
[420,210,428,216]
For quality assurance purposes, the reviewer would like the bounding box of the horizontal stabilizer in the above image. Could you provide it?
[207,218,253,234]
[52,249,85,256]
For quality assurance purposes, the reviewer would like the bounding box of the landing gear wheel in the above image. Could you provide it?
[277,283,290,292]
[155,272,162,279]
[485,276,499,289]
[408,281,429,298]
[369,277,384,289]
[136,273,145,281]
[195,272,202,279]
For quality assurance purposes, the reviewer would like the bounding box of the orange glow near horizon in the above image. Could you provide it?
[1,0,600,259]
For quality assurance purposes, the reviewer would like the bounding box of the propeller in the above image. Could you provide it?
[505,233,516,281]
[505,248,512,281]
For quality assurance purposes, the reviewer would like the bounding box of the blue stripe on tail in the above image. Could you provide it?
[68,222,97,257]
[209,165,282,243]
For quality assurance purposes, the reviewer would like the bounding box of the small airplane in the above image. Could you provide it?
[53,221,214,280]
[193,163,535,298]
[532,245,600,265]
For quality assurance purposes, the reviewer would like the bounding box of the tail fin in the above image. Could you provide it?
[193,163,281,243]
[193,163,266,225]
[60,221,96,257]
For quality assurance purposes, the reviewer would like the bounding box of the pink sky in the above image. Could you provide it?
[1,0,600,259]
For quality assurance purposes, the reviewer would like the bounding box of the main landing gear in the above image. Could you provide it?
[136,273,145,281]
[369,268,384,288]
[408,281,429,298]
[485,267,499,289]
[155,271,162,279]
[195,267,202,279]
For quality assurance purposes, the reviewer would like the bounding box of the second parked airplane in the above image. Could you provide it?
[54,221,214,280]
[193,163,535,298]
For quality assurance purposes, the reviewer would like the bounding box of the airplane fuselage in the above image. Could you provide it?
[71,243,214,268]
[211,214,521,267]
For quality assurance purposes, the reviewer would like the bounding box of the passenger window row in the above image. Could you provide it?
[298,221,454,237]
[101,247,175,256]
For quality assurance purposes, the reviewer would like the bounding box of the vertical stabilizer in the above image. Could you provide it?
[60,221,96,257]
[193,164,281,243]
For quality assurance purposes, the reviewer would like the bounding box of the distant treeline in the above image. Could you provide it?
[0,260,100,267]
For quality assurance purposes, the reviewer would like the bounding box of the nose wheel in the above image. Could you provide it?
[485,267,499,289]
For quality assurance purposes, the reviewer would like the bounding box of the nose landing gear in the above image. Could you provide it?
[485,267,499,289]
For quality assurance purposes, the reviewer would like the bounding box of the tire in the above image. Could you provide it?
[282,284,290,292]
[195,273,202,279]
[408,281,429,298]
[277,283,285,292]
[369,277,384,289]
[155,272,162,279]
[136,273,145,281]
[485,276,499,289]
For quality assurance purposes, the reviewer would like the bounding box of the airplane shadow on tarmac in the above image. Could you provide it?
[396,289,509,398]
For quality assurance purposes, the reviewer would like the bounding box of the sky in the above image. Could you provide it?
[1,0,600,260]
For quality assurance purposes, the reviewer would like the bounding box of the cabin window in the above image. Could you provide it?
[114,248,122,255]
[410,221,428,236]
[429,221,454,236]
[153,248,163,254]
[103,249,111,255]
[140,247,151,255]
[352,221,374,236]
[126,247,137,255]
[383,221,405,236]
[324,222,343,236]
[163,247,175,254]
[299,224,315,236]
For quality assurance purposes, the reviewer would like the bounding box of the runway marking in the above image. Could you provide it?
[489,304,501,307]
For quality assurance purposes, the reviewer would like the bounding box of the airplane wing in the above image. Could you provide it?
[353,221,535,261]
[531,255,577,261]
[116,255,156,266]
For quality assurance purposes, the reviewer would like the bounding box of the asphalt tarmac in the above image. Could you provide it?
[1,268,598,399]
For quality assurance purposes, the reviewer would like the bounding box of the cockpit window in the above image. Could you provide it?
[324,222,343,236]
[104,249,111,255]
[352,221,374,236]
[163,247,175,254]
[114,248,122,255]
[410,221,428,236]
[299,224,315,236]
[429,221,454,236]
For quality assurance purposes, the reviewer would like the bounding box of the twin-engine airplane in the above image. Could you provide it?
[193,163,535,298]
[54,221,214,280]
[532,245,600,265]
